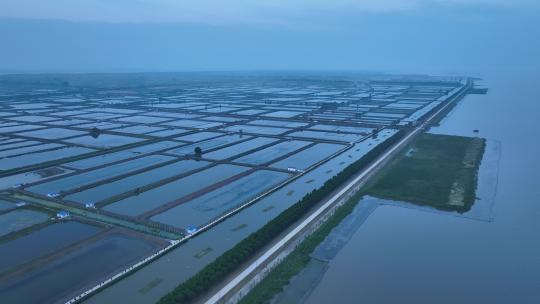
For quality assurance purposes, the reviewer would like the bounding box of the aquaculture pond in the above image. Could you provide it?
[65,160,209,205]
[174,131,224,142]
[0,199,15,211]
[0,124,44,133]
[309,124,373,134]
[0,146,95,171]
[0,209,49,237]
[223,124,288,135]
[0,143,62,158]
[234,109,268,115]
[0,233,161,304]
[104,164,248,216]
[28,155,174,195]
[0,221,102,273]
[0,140,42,151]
[64,150,142,170]
[111,125,166,134]
[147,128,191,137]
[271,143,345,170]
[64,134,143,148]
[116,115,173,124]
[248,119,307,128]
[128,141,183,153]
[204,137,278,160]
[151,170,289,228]
[163,119,222,129]
[288,130,364,142]
[16,127,86,140]
[262,110,305,118]
[0,166,74,190]
[168,135,247,156]
[84,130,397,304]
[234,140,311,165]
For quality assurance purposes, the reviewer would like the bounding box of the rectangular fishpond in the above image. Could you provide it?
[151,170,289,228]
[234,140,311,165]
[64,160,210,205]
[0,233,161,304]
[104,164,249,216]
[27,155,174,195]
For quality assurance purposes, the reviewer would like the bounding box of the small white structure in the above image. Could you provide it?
[186,226,198,234]
[56,210,70,219]
[16,202,27,207]
[85,203,96,209]
[287,167,304,173]
[47,192,60,198]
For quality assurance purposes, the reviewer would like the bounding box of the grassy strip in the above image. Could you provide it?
[157,129,406,304]
[459,138,486,206]
[366,133,485,212]
[239,191,363,304]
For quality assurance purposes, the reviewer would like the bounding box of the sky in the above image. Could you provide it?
[0,0,539,74]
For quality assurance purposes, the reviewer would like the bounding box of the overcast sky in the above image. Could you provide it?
[1,0,539,23]
[1,0,538,74]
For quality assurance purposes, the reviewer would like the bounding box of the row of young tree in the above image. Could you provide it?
[158,129,407,304]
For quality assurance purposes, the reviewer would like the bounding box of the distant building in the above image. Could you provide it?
[56,211,70,219]
[287,167,304,173]
[15,202,27,207]
[186,226,198,234]
[85,202,96,209]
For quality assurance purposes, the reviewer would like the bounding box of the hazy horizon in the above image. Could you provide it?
[1,1,539,75]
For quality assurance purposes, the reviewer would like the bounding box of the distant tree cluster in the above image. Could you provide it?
[194,146,202,157]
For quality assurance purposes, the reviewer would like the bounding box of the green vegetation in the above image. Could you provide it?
[194,146,202,157]
[240,191,362,304]
[12,194,181,239]
[231,223,248,231]
[366,133,485,212]
[157,130,406,304]
[89,127,102,138]
[139,278,163,294]
[239,133,486,303]
[194,248,213,259]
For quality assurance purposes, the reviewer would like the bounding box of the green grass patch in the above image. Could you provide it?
[138,278,163,294]
[231,224,248,231]
[366,133,485,212]
[194,247,213,259]
[261,206,275,213]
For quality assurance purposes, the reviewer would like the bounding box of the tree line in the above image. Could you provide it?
[158,129,406,304]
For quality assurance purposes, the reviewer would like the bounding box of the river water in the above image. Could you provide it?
[303,73,540,304]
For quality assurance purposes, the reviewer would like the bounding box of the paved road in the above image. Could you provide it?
[205,79,471,304]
